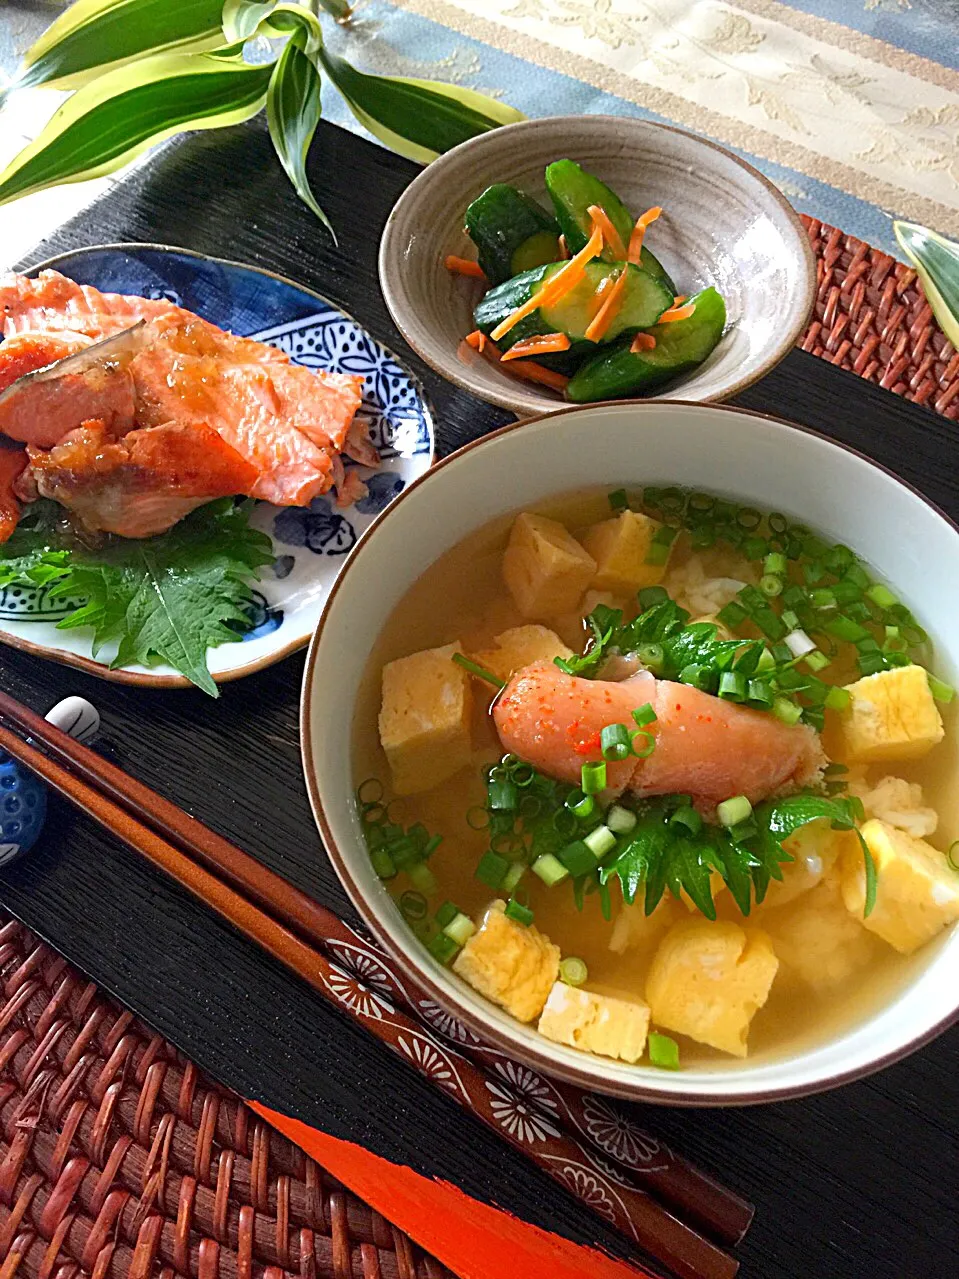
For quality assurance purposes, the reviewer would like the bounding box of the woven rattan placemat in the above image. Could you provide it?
[1,215,956,1279]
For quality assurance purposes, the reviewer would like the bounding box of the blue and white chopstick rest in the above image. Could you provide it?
[0,696,100,868]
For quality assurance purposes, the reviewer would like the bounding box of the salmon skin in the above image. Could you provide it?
[0,270,373,537]
[0,323,144,448]
[27,418,260,539]
[493,660,826,814]
[0,446,27,543]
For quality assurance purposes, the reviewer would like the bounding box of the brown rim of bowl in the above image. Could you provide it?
[378,115,818,416]
[2,241,438,690]
[301,398,959,1105]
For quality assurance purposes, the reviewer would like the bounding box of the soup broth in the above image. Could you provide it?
[353,488,959,1068]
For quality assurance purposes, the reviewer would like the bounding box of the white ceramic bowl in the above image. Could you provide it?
[301,402,959,1104]
[378,116,816,416]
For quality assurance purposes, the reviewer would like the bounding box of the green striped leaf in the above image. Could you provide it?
[266,31,333,236]
[0,49,272,206]
[317,48,525,165]
[15,0,227,91]
[222,0,281,42]
[894,220,959,350]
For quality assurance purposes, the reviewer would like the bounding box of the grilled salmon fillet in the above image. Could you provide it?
[0,446,27,543]
[0,271,372,533]
[27,419,260,539]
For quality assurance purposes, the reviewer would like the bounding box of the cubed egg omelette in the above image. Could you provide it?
[840,818,959,953]
[839,665,944,764]
[502,513,596,618]
[453,900,560,1022]
[645,920,779,1058]
[469,625,572,685]
[379,642,472,795]
[538,983,651,1062]
[581,509,670,594]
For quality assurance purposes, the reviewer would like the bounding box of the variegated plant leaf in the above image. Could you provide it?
[14,0,228,91]
[0,48,272,206]
[894,220,959,351]
[266,29,334,235]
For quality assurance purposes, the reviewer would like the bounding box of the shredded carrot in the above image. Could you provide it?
[584,268,628,343]
[585,274,616,322]
[463,327,567,392]
[501,332,571,361]
[558,234,570,260]
[672,294,687,306]
[490,223,603,341]
[507,360,570,391]
[445,255,487,280]
[627,206,662,264]
[658,300,697,324]
[586,205,627,259]
[630,332,657,353]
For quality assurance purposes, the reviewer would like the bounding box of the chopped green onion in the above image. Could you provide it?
[505,897,534,926]
[424,834,443,858]
[581,761,607,794]
[638,642,666,674]
[743,535,768,561]
[770,642,793,664]
[803,561,825,586]
[435,900,459,928]
[717,601,747,629]
[669,805,702,835]
[809,587,836,610]
[832,580,863,605]
[632,703,657,727]
[443,912,476,947]
[653,524,679,546]
[558,840,597,876]
[644,542,671,566]
[857,651,886,675]
[584,825,617,858]
[747,678,774,708]
[718,671,746,702]
[488,780,519,810]
[370,848,397,880]
[427,933,460,965]
[601,723,633,761]
[451,652,506,688]
[825,543,855,573]
[466,806,490,830]
[607,804,637,834]
[736,507,762,530]
[648,1032,680,1070]
[763,551,787,575]
[532,852,570,886]
[501,862,527,895]
[824,685,852,711]
[400,891,428,922]
[566,789,596,820]
[769,512,788,534]
[729,817,758,842]
[559,956,588,987]
[408,862,438,896]
[824,763,849,777]
[759,574,783,598]
[804,650,830,673]
[867,582,898,609]
[784,628,816,658]
[639,586,669,609]
[679,664,710,689]
[781,584,806,609]
[823,615,870,643]
[756,647,776,673]
[717,795,753,828]
[948,841,959,873]
[928,673,955,703]
[475,851,509,889]
[357,778,384,805]
[630,730,656,759]
[803,706,826,730]
[608,488,628,512]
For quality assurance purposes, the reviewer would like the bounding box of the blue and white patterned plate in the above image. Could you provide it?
[0,244,435,687]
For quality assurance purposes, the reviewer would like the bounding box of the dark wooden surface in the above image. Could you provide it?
[2,118,957,1279]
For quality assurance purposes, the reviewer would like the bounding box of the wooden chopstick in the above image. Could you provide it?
[0,689,750,1247]
[0,696,742,1279]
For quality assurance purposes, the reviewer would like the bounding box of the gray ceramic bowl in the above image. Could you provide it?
[379,116,816,416]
